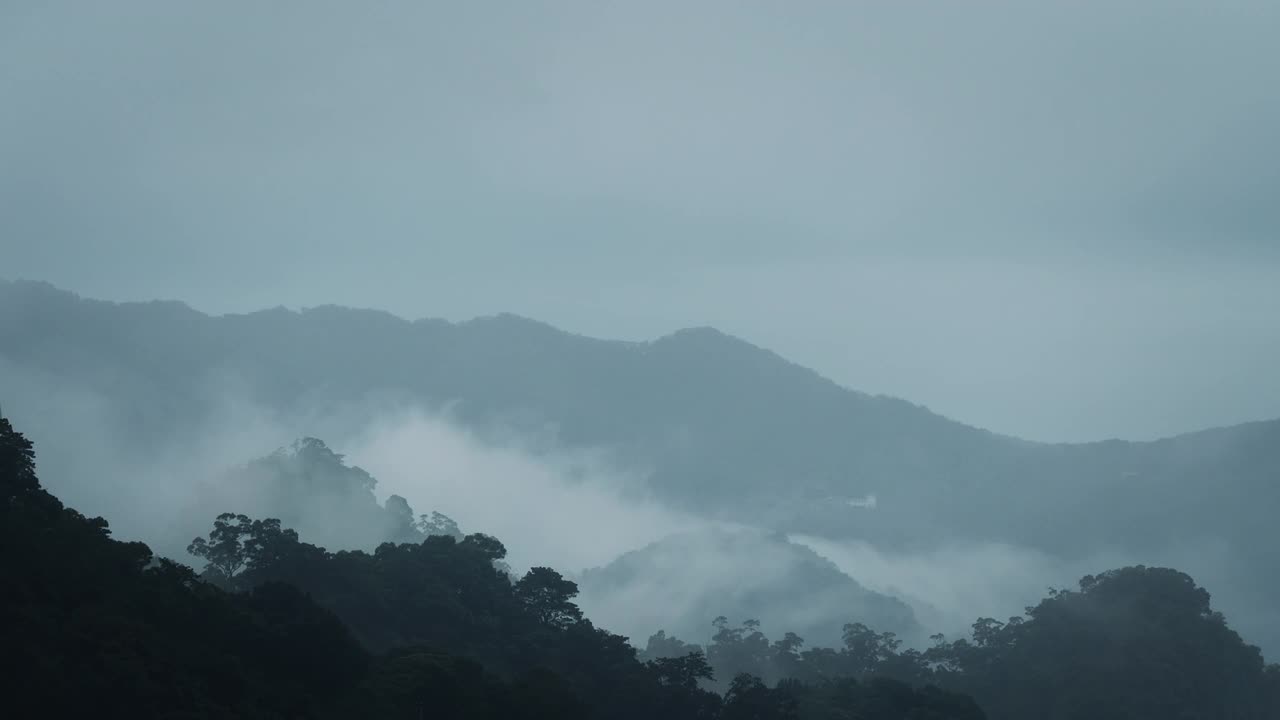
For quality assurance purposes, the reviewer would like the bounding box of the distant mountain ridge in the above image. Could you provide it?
[1,279,1275,531]
[0,278,1268,435]
[3,279,1279,653]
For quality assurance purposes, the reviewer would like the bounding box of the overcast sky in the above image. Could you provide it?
[3,1,1278,442]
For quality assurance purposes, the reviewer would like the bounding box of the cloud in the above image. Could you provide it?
[576,528,918,648]
[0,360,700,575]
[790,533,1267,653]
[4,356,1276,658]
[345,408,702,574]
[0,359,319,555]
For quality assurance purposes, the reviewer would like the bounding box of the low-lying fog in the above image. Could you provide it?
[0,364,1266,655]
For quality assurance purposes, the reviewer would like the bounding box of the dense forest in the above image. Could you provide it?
[5,413,1278,718]
[3,414,976,718]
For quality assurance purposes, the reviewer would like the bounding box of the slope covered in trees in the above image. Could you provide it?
[579,529,919,648]
[644,570,1280,719]
[927,567,1280,720]
[180,436,427,552]
[0,415,367,717]
[7,408,1279,718]
[2,414,988,719]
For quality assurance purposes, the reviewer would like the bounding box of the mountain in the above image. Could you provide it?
[8,402,1278,719]
[0,410,740,719]
[181,436,424,552]
[0,413,367,717]
[2,279,1278,652]
[577,529,920,649]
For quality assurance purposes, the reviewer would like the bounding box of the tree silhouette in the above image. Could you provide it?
[0,415,36,496]
[841,622,901,676]
[515,566,584,628]
[187,512,253,581]
[649,652,715,690]
[721,674,798,720]
[418,510,464,539]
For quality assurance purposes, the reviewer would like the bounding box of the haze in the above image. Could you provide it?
[4,1,1278,442]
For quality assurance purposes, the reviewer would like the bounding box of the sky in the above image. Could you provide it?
[2,1,1278,442]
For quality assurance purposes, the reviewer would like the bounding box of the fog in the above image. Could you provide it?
[796,538,1131,639]
[345,409,704,574]
[575,528,918,649]
[0,359,687,571]
[7,353,1267,657]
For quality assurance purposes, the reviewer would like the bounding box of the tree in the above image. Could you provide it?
[187,513,308,588]
[721,674,798,720]
[709,618,772,684]
[0,415,37,497]
[242,516,302,569]
[187,512,253,581]
[383,494,419,542]
[927,566,1279,720]
[418,510,463,539]
[460,532,507,561]
[771,632,805,675]
[515,566,583,628]
[649,652,715,690]
[641,630,705,663]
[841,622,901,676]
[288,437,377,493]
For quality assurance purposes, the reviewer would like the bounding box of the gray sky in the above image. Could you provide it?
[3,1,1278,442]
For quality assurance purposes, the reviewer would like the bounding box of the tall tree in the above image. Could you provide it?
[187,512,254,582]
[515,566,584,629]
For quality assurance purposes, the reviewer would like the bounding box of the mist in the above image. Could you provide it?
[0,357,1074,652]
[3,337,1276,660]
[344,409,703,575]
[0,358,682,572]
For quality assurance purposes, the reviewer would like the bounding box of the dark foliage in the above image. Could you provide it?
[0,416,366,718]
[0,415,727,718]
[188,508,723,718]
[927,567,1280,720]
[655,570,1280,720]
[11,407,1276,719]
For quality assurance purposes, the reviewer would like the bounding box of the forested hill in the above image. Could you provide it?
[1,414,991,719]
[6,412,1279,719]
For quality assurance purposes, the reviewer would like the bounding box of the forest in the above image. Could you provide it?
[5,413,1278,719]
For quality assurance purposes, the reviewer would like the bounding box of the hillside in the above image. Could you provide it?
[8,411,1276,719]
[578,529,920,648]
